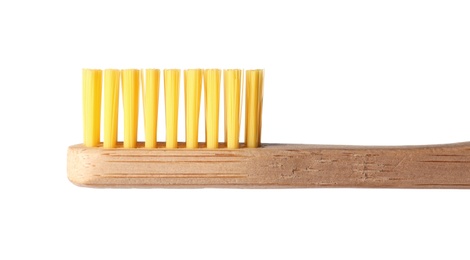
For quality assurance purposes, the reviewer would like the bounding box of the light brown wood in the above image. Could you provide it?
[67,142,470,188]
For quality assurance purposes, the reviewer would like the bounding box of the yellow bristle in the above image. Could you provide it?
[223,69,242,149]
[121,69,140,148]
[184,69,203,149]
[204,69,221,149]
[245,69,264,148]
[82,69,102,147]
[258,70,264,144]
[164,69,180,149]
[103,69,120,148]
[142,69,160,148]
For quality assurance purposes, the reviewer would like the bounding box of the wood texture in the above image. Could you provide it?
[67,142,470,188]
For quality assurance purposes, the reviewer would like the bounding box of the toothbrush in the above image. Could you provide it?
[68,69,470,188]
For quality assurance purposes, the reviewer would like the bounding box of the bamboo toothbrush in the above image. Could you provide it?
[68,68,470,188]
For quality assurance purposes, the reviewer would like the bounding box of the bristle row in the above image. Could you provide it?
[82,68,264,149]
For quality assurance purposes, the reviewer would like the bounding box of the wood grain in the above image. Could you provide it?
[67,142,470,188]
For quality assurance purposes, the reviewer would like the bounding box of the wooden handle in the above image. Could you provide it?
[67,142,470,188]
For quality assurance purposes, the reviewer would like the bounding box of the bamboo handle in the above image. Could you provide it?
[67,142,470,188]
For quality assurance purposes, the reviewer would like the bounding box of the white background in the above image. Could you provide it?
[1,0,470,259]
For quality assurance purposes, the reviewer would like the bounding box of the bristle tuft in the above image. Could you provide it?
[82,69,102,147]
[103,69,120,148]
[204,69,221,149]
[164,69,181,149]
[121,69,140,148]
[184,69,203,149]
[224,69,242,149]
[142,69,160,148]
[245,69,264,148]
